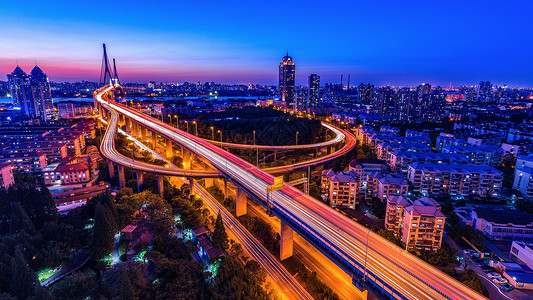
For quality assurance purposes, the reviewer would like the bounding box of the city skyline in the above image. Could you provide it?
[1,0,533,87]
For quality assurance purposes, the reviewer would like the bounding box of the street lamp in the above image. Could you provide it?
[296,131,299,145]
[218,130,222,148]
[210,126,214,140]
[185,120,188,133]
[167,114,171,127]
[174,115,178,127]
[254,130,258,167]
[193,120,198,136]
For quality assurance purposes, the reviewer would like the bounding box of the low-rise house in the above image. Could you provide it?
[192,226,223,264]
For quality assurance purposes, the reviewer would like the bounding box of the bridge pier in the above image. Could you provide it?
[118,114,124,126]
[141,126,147,142]
[125,117,131,133]
[183,151,191,169]
[166,139,173,158]
[151,131,157,149]
[136,171,144,193]
[118,165,126,189]
[204,178,214,188]
[274,151,278,163]
[236,187,247,217]
[280,221,294,261]
[157,175,164,198]
[131,122,138,138]
[108,161,115,178]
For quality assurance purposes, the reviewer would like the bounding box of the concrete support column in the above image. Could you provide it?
[236,187,247,217]
[327,147,332,155]
[108,161,115,178]
[118,165,126,189]
[125,117,131,133]
[136,171,144,193]
[204,178,214,188]
[131,122,137,138]
[274,151,278,163]
[119,114,124,126]
[157,175,164,198]
[141,126,147,142]
[280,221,294,261]
[152,131,157,149]
[166,139,173,158]
[183,151,191,169]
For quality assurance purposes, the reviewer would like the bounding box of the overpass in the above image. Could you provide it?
[200,121,344,151]
[96,85,485,300]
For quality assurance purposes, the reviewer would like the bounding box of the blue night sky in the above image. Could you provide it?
[0,0,532,87]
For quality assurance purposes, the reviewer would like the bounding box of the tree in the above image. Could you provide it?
[309,182,322,201]
[49,270,96,300]
[91,205,115,260]
[9,248,39,300]
[213,212,229,251]
[120,272,137,300]
[9,202,35,235]
[245,260,266,284]
[116,187,134,202]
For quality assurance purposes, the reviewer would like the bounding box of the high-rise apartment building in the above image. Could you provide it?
[308,74,320,108]
[7,65,52,122]
[478,81,493,102]
[279,52,295,104]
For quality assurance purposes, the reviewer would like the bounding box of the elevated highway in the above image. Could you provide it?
[96,85,485,300]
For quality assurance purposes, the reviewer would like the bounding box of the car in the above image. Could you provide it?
[476,261,487,267]
[492,277,508,285]
[482,266,497,273]
[501,283,515,292]
[487,272,501,279]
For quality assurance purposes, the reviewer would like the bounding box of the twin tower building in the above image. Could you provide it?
[279,53,320,109]
[7,65,53,122]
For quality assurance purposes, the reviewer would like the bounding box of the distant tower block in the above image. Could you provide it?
[279,52,295,105]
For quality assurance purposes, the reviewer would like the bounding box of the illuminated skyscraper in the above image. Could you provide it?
[308,74,320,108]
[7,65,52,122]
[279,52,295,104]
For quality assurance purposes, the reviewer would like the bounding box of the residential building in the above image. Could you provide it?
[349,158,388,201]
[54,162,90,184]
[502,140,533,159]
[390,151,469,174]
[435,136,469,152]
[455,206,533,241]
[376,143,433,163]
[407,163,503,198]
[0,163,14,189]
[467,134,501,146]
[514,154,533,200]
[442,145,502,166]
[384,195,411,235]
[401,197,446,251]
[3,143,68,163]
[58,102,75,119]
[377,173,409,201]
[0,151,47,173]
[323,170,359,208]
